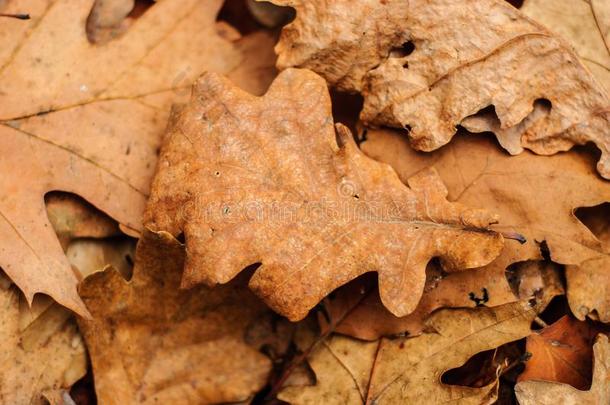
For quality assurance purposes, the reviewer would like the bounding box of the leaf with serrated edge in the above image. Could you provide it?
[362,128,610,323]
[268,0,610,179]
[78,230,273,404]
[0,0,274,316]
[144,68,504,321]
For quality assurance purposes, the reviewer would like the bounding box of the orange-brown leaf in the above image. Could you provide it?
[518,316,605,390]
[144,68,504,321]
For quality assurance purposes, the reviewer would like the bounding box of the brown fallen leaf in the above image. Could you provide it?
[279,301,538,404]
[567,203,610,323]
[0,0,275,316]
[78,230,274,404]
[521,0,610,93]
[144,68,504,321]
[269,0,610,179]
[321,260,563,340]
[362,128,610,322]
[515,334,610,405]
[0,273,86,405]
[518,315,605,390]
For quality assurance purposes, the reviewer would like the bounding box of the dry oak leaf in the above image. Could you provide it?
[279,301,537,404]
[522,0,610,92]
[362,128,610,322]
[144,68,504,321]
[269,0,610,179]
[321,260,563,340]
[518,315,606,391]
[0,273,86,405]
[78,230,273,405]
[515,334,610,405]
[0,0,258,316]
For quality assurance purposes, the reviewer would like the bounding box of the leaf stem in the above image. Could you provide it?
[0,13,30,20]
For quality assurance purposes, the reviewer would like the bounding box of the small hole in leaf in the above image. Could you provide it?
[442,340,526,393]
[505,0,524,8]
[389,41,415,58]
[217,0,262,35]
[535,295,571,327]
[534,98,552,112]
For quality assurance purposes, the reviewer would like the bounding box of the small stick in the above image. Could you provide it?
[501,231,526,244]
[0,13,30,20]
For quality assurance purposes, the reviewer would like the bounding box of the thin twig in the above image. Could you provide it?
[0,13,30,20]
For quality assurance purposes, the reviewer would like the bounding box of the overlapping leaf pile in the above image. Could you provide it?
[0,0,608,403]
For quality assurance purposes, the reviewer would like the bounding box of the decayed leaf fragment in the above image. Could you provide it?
[518,315,604,390]
[78,230,273,404]
[0,273,86,405]
[269,0,610,179]
[144,68,504,321]
[515,334,610,405]
[362,128,610,323]
[0,0,270,316]
[280,301,537,404]
[521,0,610,92]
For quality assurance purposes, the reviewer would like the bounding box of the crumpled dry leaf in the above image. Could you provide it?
[144,68,504,321]
[515,334,609,405]
[280,301,538,404]
[78,230,274,404]
[269,0,610,179]
[0,0,273,316]
[362,128,610,323]
[518,315,604,391]
[521,0,610,92]
[0,273,86,405]
[321,260,563,340]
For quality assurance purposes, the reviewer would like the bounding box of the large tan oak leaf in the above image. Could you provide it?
[362,129,610,323]
[144,68,504,321]
[515,334,609,405]
[268,0,610,179]
[0,0,272,316]
[78,230,273,405]
[279,301,537,404]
